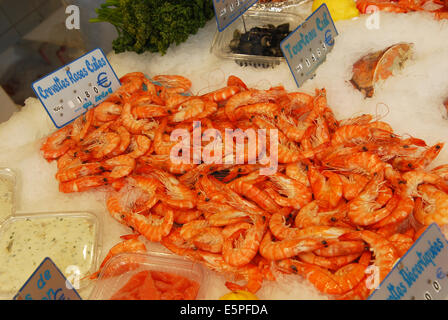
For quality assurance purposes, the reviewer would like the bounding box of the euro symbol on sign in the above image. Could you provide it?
[97,72,111,88]
[325,30,334,47]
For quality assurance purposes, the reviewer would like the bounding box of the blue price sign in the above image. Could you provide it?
[280,4,338,88]
[13,257,82,300]
[213,0,258,32]
[32,48,121,129]
[369,223,448,300]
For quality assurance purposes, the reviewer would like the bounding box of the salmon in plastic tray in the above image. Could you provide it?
[89,252,205,300]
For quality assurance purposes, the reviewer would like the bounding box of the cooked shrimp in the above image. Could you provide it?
[41,125,74,160]
[170,98,205,122]
[124,209,174,242]
[414,184,448,225]
[277,257,368,295]
[259,230,328,261]
[94,101,122,122]
[202,86,241,103]
[313,240,366,257]
[150,169,197,209]
[102,155,136,179]
[340,230,398,282]
[266,172,312,210]
[308,166,343,208]
[222,214,266,267]
[59,175,110,193]
[55,162,103,183]
[297,252,362,271]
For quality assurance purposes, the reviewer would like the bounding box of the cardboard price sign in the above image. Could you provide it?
[280,4,338,88]
[32,48,121,129]
[13,258,82,300]
[213,0,258,32]
[369,223,448,300]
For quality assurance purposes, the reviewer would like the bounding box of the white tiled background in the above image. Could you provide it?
[0,0,62,53]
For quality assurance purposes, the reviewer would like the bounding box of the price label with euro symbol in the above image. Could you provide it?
[32,48,121,129]
[213,0,258,32]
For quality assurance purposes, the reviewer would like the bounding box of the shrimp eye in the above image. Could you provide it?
[167,110,172,114]
[274,115,278,120]
[321,240,328,245]
[407,163,413,168]
[330,217,337,222]
[290,265,298,273]
[205,198,210,202]
[436,145,441,149]
[403,145,409,149]
[103,178,108,183]
[399,180,407,185]
[362,146,368,152]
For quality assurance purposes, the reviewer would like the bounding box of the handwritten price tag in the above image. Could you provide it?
[32,48,121,129]
[369,223,448,300]
[280,4,338,88]
[13,258,82,300]
[213,0,258,32]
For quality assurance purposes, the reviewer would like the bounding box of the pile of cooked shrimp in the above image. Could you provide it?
[41,72,448,299]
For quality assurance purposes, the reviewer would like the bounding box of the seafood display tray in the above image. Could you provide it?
[0,211,102,299]
[0,167,17,226]
[88,252,205,300]
[210,10,305,68]
[251,0,311,13]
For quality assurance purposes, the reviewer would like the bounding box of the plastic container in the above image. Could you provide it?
[89,252,205,300]
[0,211,101,298]
[0,168,16,226]
[210,10,305,68]
[252,0,311,12]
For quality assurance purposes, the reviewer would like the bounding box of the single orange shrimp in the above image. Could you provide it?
[102,155,136,179]
[94,101,122,122]
[266,172,312,210]
[297,252,362,271]
[59,175,110,193]
[340,230,398,282]
[259,230,328,261]
[202,86,241,103]
[227,75,248,91]
[222,214,266,267]
[169,98,205,123]
[88,238,147,279]
[123,208,174,243]
[371,194,414,228]
[152,75,192,94]
[277,257,368,295]
[308,166,343,208]
[313,240,366,257]
[55,162,103,183]
[414,184,448,225]
[41,125,74,160]
[127,135,152,159]
[150,169,197,209]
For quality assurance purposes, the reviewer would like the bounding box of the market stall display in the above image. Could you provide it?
[1,0,448,301]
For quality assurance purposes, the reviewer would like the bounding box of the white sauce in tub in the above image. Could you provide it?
[0,216,96,293]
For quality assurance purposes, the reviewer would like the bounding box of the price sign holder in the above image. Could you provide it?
[32,48,121,129]
[280,4,338,88]
[213,0,258,32]
[369,223,448,300]
[13,257,82,300]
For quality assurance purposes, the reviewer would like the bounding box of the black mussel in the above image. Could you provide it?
[239,42,253,54]
[276,23,290,33]
[251,43,264,56]
[229,39,240,51]
[266,24,276,30]
[233,29,241,40]
[260,35,271,48]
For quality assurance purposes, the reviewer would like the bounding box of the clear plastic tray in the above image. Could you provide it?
[252,0,311,12]
[0,211,101,298]
[210,10,305,68]
[0,168,16,226]
[89,252,205,300]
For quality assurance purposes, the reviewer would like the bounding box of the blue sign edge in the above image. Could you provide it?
[31,47,121,129]
[13,257,82,300]
[367,223,448,300]
[213,0,259,32]
[280,3,338,88]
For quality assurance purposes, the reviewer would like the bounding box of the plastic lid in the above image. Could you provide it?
[89,252,205,300]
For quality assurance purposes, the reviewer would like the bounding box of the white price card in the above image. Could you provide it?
[280,4,338,88]
[32,48,121,129]
[213,0,258,32]
[369,223,448,300]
